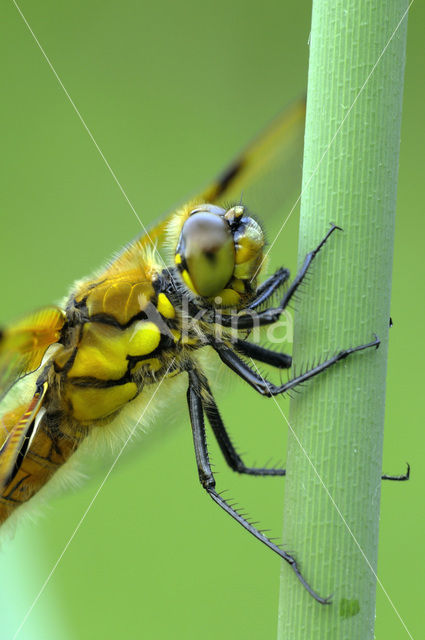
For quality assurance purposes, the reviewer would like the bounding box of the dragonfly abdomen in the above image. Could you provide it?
[0,410,78,524]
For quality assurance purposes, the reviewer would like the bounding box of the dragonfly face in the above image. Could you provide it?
[174,204,265,305]
[0,98,385,603]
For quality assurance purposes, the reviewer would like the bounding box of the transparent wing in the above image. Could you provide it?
[108,98,305,268]
[79,99,306,476]
[199,97,305,217]
[1,100,304,398]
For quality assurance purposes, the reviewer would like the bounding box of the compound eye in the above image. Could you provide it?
[179,212,235,297]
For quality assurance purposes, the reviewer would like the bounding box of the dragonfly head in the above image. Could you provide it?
[174,203,265,307]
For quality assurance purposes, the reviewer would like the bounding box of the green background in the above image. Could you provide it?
[0,1,423,639]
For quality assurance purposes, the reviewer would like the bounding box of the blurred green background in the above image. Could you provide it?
[0,1,423,638]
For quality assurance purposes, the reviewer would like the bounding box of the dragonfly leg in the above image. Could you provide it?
[195,371,286,476]
[212,335,380,397]
[381,463,410,481]
[234,339,292,369]
[186,368,328,604]
[206,344,403,483]
[248,267,290,310]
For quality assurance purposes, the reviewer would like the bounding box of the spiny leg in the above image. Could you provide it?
[381,464,410,481]
[214,341,407,481]
[198,372,286,477]
[234,339,292,369]
[186,368,329,604]
[212,335,380,397]
[247,267,290,310]
[195,371,407,482]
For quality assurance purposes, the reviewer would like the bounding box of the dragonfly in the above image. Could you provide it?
[0,99,408,603]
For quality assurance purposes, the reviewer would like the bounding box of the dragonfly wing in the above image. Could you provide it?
[0,307,66,400]
[199,97,306,218]
[106,98,305,269]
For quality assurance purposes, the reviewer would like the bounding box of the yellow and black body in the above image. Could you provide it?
[0,197,267,523]
[0,97,307,524]
[0,98,390,603]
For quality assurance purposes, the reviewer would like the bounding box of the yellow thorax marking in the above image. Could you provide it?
[157,293,175,319]
[68,323,129,380]
[78,276,155,326]
[68,321,161,381]
[128,321,161,356]
[66,383,138,422]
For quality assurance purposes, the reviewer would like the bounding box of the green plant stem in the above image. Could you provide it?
[277,1,408,638]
